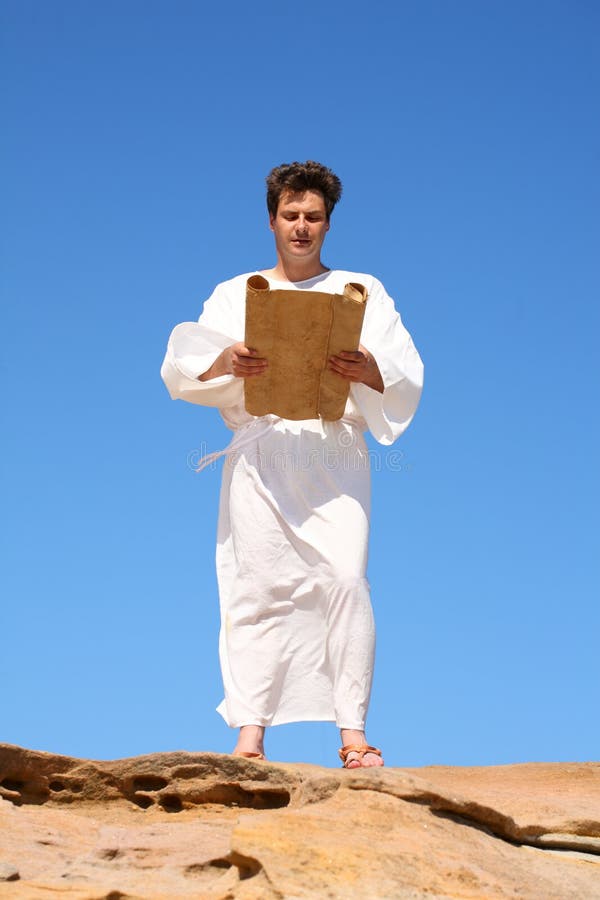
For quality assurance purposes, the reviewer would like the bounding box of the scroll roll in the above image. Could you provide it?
[244,275,368,421]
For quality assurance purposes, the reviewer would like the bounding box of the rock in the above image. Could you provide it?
[0,863,19,882]
[0,743,599,899]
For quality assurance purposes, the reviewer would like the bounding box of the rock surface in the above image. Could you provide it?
[0,743,598,899]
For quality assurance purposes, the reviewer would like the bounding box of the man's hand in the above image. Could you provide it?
[223,343,268,377]
[328,344,384,393]
[199,342,267,381]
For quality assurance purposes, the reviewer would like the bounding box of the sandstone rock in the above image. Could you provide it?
[0,864,19,883]
[0,743,598,899]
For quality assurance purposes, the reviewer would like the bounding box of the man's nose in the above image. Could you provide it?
[296,217,309,231]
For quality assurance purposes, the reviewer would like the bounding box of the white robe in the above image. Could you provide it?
[161,270,424,729]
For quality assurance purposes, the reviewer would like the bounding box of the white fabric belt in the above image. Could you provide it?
[195,416,278,472]
[195,414,365,473]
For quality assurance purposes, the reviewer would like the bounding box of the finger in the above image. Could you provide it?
[335,350,364,360]
[235,352,267,366]
[234,359,268,376]
[328,360,361,381]
[235,366,268,378]
[329,355,364,372]
[329,369,357,382]
[242,367,268,377]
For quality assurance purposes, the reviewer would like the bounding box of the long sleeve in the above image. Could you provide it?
[160,282,245,408]
[350,279,424,445]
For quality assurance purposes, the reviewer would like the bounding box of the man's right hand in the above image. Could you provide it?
[224,343,268,377]
[199,342,268,381]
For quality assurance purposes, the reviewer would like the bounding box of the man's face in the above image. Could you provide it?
[269,190,330,267]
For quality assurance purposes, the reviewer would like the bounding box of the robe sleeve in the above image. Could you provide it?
[160,282,245,408]
[350,278,424,445]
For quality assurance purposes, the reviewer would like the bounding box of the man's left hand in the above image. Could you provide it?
[329,344,384,393]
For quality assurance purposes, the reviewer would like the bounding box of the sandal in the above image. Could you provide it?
[232,751,266,760]
[338,744,382,768]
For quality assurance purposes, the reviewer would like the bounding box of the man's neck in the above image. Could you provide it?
[265,259,329,283]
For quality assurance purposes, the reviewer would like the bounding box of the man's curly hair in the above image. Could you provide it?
[266,161,342,221]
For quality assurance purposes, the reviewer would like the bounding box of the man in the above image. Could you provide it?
[161,161,424,768]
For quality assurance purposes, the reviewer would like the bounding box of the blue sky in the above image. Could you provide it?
[2,0,598,768]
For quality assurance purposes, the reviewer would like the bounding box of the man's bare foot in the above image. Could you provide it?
[232,724,266,758]
[340,729,384,768]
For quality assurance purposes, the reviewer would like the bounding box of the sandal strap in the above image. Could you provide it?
[338,744,382,763]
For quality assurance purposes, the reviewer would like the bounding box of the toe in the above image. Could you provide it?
[362,752,384,767]
[344,752,362,769]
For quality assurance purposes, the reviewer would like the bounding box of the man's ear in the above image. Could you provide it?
[269,214,275,232]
